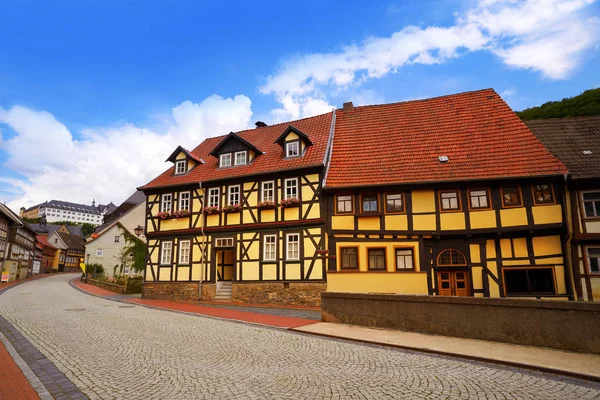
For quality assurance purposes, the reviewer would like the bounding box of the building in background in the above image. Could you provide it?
[526,116,600,301]
[20,199,114,226]
[47,230,85,272]
[86,199,146,277]
[101,191,144,225]
[0,203,36,282]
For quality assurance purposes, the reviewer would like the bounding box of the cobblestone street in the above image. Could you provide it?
[0,274,599,400]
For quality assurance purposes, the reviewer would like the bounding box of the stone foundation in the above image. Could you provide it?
[142,282,200,301]
[231,282,326,307]
[200,283,216,301]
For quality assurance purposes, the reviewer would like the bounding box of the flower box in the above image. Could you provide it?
[171,210,190,218]
[222,204,242,213]
[280,198,301,208]
[203,206,221,215]
[155,210,190,220]
[257,201,276,210]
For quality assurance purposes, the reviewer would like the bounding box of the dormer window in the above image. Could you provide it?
[286,141,300,158]
[220,153,232,168]
[175,160,186,175]
[234,151,247,165]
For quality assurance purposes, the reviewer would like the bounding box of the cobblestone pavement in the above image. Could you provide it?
[1,274,599,400]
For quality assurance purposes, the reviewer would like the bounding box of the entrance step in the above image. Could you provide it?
[216,281,233,300]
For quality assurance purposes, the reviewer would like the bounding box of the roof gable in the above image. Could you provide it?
[274,125,314,147]
[325,89,567,188]
[208,132,262,158]
[165,145,205,164]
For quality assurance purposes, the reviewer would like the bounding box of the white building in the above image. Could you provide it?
[34,200,112,226]
[85,200,146,277]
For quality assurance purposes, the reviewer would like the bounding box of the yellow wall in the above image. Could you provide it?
[500,208,528,227]
[532,204,562,225]
[328,273,428,294]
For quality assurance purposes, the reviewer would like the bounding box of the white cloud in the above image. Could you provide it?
[0,95,253,211]
[260,0,599,119]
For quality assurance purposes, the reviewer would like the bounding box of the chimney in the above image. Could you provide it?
[343,102,354,112]
[255,121,268,128]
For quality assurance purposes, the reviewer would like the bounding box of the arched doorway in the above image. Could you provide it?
[436,249,470,297]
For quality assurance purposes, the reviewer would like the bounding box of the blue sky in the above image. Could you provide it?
[1,0,599,210]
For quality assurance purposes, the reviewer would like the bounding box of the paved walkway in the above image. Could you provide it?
[0,334,40,400]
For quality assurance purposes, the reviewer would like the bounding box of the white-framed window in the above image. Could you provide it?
[228,185,240,206]
[234,151,247,165]
[175,160,186,174]
[215,237,234,247]
[286,233,300,260]
[179,191,190,211]
[262,181,275,202]
[114,236,120,243]
[219,153,231,168]
[96,249,103,257]
[286,141,300,157]
[161,194,172,213]
[395,249,414,270]
[208,188,220,208]
[263,235,276,261]
[179,240,190,265]
[161,241,172,265]
[284,178,298,199]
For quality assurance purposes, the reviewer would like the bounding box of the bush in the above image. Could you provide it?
[86,263,104,275]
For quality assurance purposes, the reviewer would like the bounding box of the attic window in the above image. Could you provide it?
[438,156,449,163]
[234,151,247,165]
[220,153,232,168]
[175,160,186,175]
[286,141,300,158]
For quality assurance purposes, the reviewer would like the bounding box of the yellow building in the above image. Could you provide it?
[323,90,572,299]
[526,116,600,301]
[139,115,333,305]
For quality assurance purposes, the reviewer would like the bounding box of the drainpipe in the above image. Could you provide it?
[561,173,575,300]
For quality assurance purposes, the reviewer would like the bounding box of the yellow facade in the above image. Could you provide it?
[327,183,570,300]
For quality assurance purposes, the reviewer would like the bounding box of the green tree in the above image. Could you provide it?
[118,226,146,273]
[517,88,600,120]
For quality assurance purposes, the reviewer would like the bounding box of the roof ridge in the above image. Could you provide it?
[339,88,497,111]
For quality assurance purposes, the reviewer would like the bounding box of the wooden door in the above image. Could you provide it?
[437,270,470,296]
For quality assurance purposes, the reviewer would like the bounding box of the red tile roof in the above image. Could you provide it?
[325,89,567,188]
[36,235,56,250]
[140,112,333,190]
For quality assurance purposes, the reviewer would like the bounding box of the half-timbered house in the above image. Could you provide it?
[323,89,572,299]
[526,116,600,301]
[139,113,334,305]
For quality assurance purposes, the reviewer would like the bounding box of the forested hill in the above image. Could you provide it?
[516,88,600,120]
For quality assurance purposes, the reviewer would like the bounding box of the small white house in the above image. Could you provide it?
[85,200,146,277]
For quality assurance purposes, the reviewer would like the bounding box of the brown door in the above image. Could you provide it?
[437,270,470,296]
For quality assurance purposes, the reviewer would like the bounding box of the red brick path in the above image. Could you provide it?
[0,340,39,399]
[72,280,318,329]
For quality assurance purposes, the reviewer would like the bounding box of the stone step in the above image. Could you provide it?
[213,295,232,300]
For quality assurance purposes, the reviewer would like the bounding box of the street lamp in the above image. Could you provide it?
[134,225,145,237]
[86,253,90,283]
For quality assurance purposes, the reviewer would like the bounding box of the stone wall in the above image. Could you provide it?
[201,283,216,301]
[232,282,326,307]
[142,282,200,301]
[88,279,125,294]
[321,292,600,354]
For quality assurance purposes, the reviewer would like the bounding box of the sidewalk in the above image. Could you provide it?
[293,323,600,382]
[0,337,40,400]
[71,280,318,329]
[71,279,600,382]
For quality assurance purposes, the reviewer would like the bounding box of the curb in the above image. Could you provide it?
[289,327,600,384]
